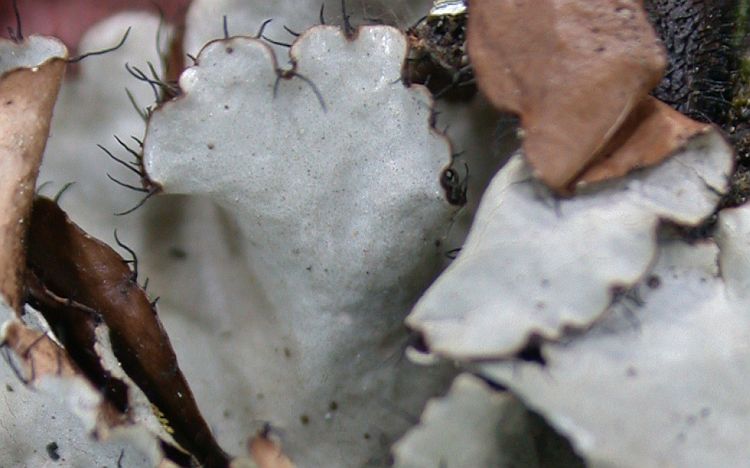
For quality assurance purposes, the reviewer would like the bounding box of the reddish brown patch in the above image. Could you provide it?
[249,431,295,468]
[0,0,189,53]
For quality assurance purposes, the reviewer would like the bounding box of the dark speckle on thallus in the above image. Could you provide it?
[46,442,60,461]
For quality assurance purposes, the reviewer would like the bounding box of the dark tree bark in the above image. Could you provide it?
[645,0,740,125]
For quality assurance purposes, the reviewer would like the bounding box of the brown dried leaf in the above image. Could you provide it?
[578,96,711,186]
[467,0,666,192]
[0,53,65,312]
[26,197,228,467]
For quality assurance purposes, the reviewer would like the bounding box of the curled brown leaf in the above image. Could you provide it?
[26,197,229,467]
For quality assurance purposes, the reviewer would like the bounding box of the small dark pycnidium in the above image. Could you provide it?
[45,442,60,461]
[646,275,662,289]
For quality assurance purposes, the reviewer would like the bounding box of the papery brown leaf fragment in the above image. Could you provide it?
[0,51,65,312]
[26,197,229,468]
[467,0,667,192]
[578,96,712,185]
